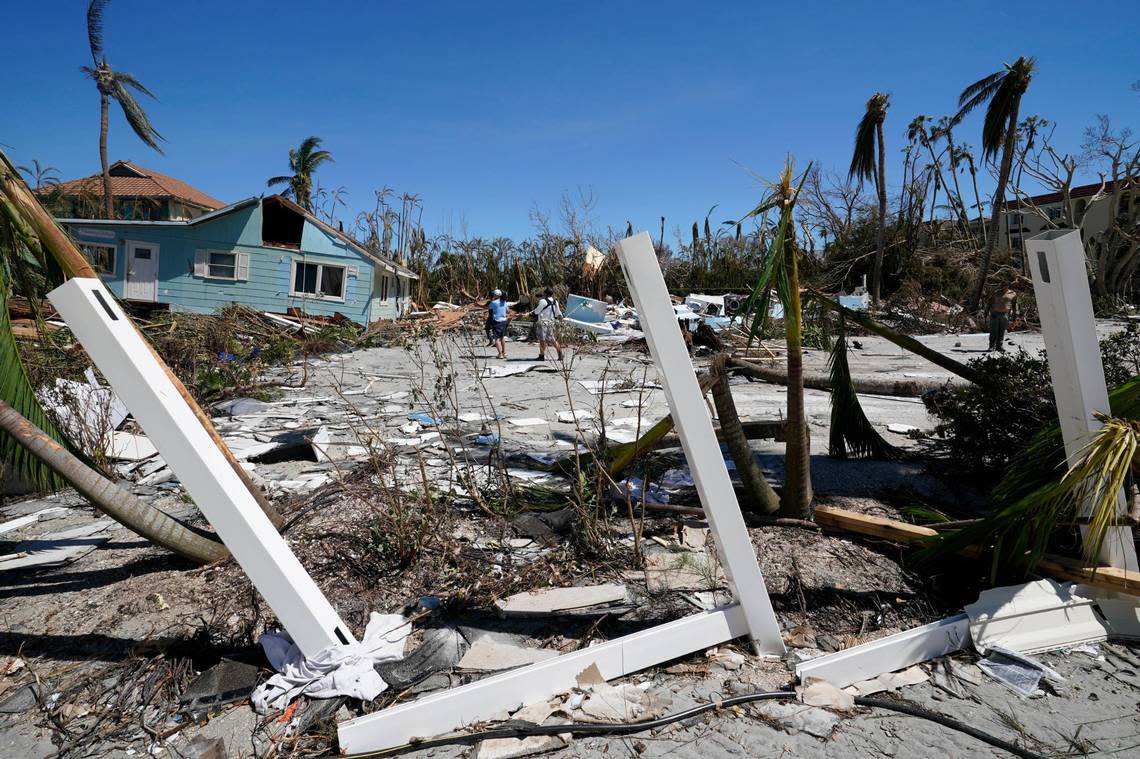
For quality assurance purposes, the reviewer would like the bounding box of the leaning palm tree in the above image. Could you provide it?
[267,136,334,211]
[81,0,165,219]
[738,156,814,518]
[956,56,1036,311]
[849,93,890,305]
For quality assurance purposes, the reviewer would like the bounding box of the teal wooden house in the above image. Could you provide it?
[58,194,417,325]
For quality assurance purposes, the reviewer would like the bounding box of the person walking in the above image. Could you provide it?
[488,289,509,359]
[533,287,564,361]
[988,284,1017,352]
[484,289,497,347]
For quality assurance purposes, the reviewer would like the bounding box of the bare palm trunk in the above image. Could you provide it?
[0,401,228,564]
[969,158,987,247]
[711,354,779,514]
[781,243,813,518]
[99,93,112,219]
[872,121,887,305]
[971,103,1021,311]
[944,134,970,234]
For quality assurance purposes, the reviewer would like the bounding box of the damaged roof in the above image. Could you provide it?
[42,160,226,210]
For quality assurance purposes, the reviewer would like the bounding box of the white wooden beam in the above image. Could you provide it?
[48,278,354,656]
[1026,230,1138,571]
[338,604,748,753]
[615,232,785,655]
[795,614,969,688]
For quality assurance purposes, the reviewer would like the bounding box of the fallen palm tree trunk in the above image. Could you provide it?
[0,400,228,565]
[712,353,778,514]
[809,292,983,385]
[726,356,945,397]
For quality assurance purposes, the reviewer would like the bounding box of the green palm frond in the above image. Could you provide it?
[113,71,157,99]
[827,310,900,460]
[920,376,1140,579]
[266,175,293,188]
[0,220,66,491]
[737,159,812,345]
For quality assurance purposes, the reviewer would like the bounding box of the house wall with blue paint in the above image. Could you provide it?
[61,197,414,324]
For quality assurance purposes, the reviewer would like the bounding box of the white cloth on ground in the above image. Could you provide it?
[250,612,410,713]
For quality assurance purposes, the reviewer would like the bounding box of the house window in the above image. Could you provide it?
[1007,212,1023,225]
[292,261,346,300]
[79,243,116,275]
[1047,206,1063,220]
[208,251,237,279]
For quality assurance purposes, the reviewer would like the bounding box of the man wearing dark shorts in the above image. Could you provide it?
[988,285,1016,352]
[489,289,509,359]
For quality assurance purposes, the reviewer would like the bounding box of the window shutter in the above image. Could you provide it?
[194,250,208,277]
[236,252,250,281]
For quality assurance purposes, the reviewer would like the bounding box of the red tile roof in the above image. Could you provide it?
[1003,178,1134,209]
[43,160,224,210]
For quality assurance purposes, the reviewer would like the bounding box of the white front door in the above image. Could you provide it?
[124,241,158,302]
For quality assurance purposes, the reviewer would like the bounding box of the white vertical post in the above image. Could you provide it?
[616,232,785,654]
[48,278,355,656]
[1025,229,1139,571]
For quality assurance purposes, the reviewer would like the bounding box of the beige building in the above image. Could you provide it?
[1000,179,1135,250]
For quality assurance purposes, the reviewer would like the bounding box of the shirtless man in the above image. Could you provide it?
[988,284,1017,352]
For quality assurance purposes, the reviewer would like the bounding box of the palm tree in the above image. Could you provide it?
[956,56,1037,311]
[849,93,890,305]
[81,0,165,220]
[17,160,60,190]
[738,156,814,518]
[267,136,334,211]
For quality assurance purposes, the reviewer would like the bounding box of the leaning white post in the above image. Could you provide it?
[616,232,785,653]
[48,278,356,656]
[1025,229,1139,571]
[334,233,782,753]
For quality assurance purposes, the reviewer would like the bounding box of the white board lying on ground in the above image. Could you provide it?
[336,231,782,753]
[1026,229,1138,571]
[339,604,749,752]
[795,614,969,688]
[49,278,354,657]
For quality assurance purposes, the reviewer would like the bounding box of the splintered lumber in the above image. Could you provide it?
[725,356,945,397]
[814,505,1140,597]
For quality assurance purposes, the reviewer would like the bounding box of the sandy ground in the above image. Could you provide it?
[1,323,1137,758]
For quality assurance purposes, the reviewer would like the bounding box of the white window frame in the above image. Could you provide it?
[206,250,239,280]
[79,242,116,276]
[290,259,348,303]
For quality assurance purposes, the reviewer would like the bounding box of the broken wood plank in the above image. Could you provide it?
[813,505,938,543]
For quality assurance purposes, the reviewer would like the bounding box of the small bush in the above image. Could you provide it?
[924,326,1140,477]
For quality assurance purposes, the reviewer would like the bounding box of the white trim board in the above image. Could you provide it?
[336,231,782,753]
[795,614,969,688]
[48,278,354,657]
[339,604,749,753]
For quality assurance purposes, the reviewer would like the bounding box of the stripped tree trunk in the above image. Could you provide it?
[971,104,1022,311]
[711,354,779,514]
[0,401,228,565]
[781,243,813,518]
[99,94,113,219]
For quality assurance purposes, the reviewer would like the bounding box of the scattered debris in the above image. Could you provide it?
[495,584,628,618]
[977,645,1065,696]
[965,580,1107,654]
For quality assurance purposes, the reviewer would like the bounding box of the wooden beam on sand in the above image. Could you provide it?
[813,505,1140,596]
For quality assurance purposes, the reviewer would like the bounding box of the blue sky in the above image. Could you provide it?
[3,1,1137,243]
